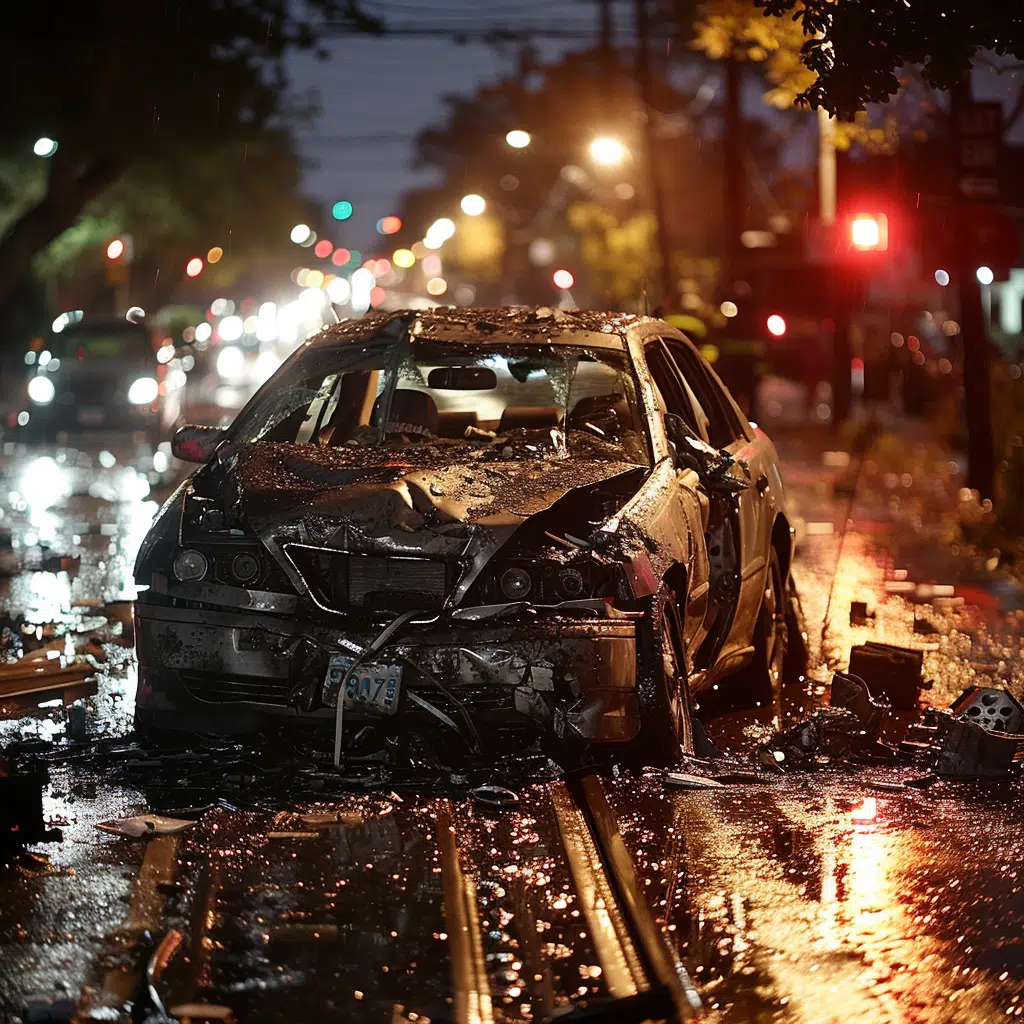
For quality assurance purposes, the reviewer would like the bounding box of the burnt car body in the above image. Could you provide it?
[133,309,793,763]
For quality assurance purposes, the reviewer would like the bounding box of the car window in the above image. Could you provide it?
[230,338,650,465]
[662,338,749,447]
[644,341,708,440]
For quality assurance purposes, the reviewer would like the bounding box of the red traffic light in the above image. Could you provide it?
[766,314,787,337]
[106,238,125,261]
[848,213,888,252]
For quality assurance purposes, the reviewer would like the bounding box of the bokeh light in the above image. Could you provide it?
[934,269,950,286]
[370,286,386,307]
[331,247,352,266]
[377,215,402,235]
[589,136,628,166]
[976,266,994,285]
[290,223,312,244]
[33,137,58,158]
[207,246,224,264]
[393,248,416,268]
[332,201,354,221]
[552,268,575,290]
[426,277,448,296]
[505,129,531,149]
[185,257,204,278]
[460,194,486,216]
[106,238,125,261]
[766,314,787,337]
[314,239,333,259]
[720,301,738,318]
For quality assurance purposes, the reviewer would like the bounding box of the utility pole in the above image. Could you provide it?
[722,54,743,283]
[951,76,997,499]
[634,0,675,310]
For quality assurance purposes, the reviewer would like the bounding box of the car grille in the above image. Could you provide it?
[179,671,289,706]
[284,545,454,614]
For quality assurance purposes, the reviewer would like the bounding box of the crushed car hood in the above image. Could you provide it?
[222,442,645,602]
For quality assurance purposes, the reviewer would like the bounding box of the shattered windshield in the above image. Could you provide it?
[227,335,650,465]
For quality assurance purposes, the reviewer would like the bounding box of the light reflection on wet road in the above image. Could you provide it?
[3,422,1024,1021]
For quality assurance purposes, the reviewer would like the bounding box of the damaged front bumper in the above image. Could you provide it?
[134,589,640,744]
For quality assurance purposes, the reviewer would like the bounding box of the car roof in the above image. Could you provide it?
[310,307,650,351]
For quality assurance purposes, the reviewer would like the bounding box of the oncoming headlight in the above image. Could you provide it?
[27,375,55,405]
[128,376,159,405]
[173,549,208,582]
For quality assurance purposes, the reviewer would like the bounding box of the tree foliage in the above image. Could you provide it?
[399,48,802,307]
[756,0,1024,117]
[0,0,381,312]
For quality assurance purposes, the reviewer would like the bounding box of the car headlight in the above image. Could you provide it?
[128,376,159,405]
[27,375,55,405]
[500,567,533,600]
[173,549,208,582]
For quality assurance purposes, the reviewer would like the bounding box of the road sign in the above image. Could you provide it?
[955,100,1002,203]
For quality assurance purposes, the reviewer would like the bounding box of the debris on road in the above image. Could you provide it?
[848,641,931,709]
[849,601,875,626]
[664,772,725,789]
[94,814,196,838]
[829,671,889,739]
[759,705,863,767]
[935,687,1024,778]
[470,783,520,807]
[1,765,62,857]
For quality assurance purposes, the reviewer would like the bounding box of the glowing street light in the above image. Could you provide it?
[33,137,58,158]
[290,223,312,245]
[460,194,486,216]
[589,136,628,167]
[505,129,531,149]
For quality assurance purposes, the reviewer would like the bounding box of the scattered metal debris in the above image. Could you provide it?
[94,814,196,838]
[849,600,875,626]
[664,772,725,789]
[934,687,1024,778]
[848,641,931,710]
[829,671,889,739]
[470,783,520,807]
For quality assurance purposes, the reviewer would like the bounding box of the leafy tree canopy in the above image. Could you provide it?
[0,0,381,311]
[756,0,1024,117]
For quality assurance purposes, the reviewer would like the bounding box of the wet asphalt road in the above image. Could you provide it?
[3,414,1024,1023]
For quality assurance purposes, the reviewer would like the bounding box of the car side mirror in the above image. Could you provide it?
[171,424,226,463]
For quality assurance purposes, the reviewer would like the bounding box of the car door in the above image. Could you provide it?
[640,339,715,663]
[660,336,775,667]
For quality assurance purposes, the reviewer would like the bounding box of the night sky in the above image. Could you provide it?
[287,0,633,248]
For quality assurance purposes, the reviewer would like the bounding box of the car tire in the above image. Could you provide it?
[625,588,693,766]
[744,545,788,706]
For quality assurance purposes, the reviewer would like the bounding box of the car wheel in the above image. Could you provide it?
[747,546,788,705]
[626,589,693,766]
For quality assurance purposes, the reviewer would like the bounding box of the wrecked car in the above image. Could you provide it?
[133,308,793,764]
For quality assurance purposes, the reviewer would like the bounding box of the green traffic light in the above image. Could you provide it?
[332,201,354,221]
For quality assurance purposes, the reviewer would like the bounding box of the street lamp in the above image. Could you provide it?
[588,136,628,167]
[505,129,531,149]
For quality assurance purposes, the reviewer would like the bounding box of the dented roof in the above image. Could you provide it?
[310,307,646,350]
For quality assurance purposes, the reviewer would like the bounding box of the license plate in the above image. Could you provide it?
[322,655,402,715]
[78,407,105,425]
